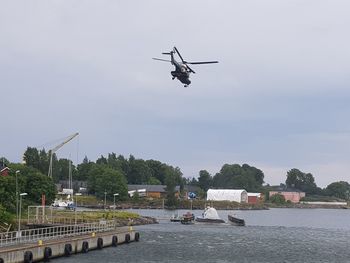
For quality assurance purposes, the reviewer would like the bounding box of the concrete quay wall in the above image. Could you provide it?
[0,229,139,263]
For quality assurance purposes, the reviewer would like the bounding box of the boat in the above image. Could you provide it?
[180,212,195,225]
[170,214,181,222]
[180,217,194,225]
[195,207,225,223]
[228,214,245,226]
[52,199,75,210]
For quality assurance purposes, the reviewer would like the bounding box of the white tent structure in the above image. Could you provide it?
[206,189,248,203]
[202,207,221,219]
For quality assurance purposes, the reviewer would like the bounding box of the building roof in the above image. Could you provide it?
[128,184,180,192]
[0,163,9,173]
[269,186,305,193]
[247,192,261,197]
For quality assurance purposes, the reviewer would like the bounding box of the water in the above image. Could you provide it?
[54,208,350,262]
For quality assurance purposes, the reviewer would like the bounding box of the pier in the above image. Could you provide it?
[0,220,139,263]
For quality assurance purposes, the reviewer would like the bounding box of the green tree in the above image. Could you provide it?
[187,177,199,186]
[286,168,317,194]
[96,155,108,165]
[127,157,152,184]
[38,149,49,175]
[212,164,264,192]
[132,191,140,202]
[326,181,350,200]
[1,164,57,211]
[242,164,264,185]
[0,157,10,166]
[270,194,286,204]
[164,169,177,207]
[23,147,40,169]
[148,176,161,185]
[76,156,94,180]
[116,155,129,176]
[25,169,56,205]
[55,158,70,181]
[0,174,17,212]
[88,165,128,200]
[198,170,212,192]
[0,204,14,225]
[107,152,119,169]
[23,147,53,176]
[146,160,167,184]
[86,164,105,194]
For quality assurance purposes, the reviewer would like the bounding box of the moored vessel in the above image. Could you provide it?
[195,207,225,223]
[228,214,245,226]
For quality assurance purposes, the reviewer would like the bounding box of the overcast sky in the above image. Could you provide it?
[1,1,350,187]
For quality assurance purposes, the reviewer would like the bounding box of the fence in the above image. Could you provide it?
[0,220,120,248]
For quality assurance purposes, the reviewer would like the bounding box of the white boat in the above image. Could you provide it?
[52,199,75,209]
[195,206,225,223]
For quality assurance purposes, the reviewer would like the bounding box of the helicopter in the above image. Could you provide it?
[152,47,218,87]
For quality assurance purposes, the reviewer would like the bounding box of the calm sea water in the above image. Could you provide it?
[54,208,350,263]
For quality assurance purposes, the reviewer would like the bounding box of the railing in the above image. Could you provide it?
[28,217,98,226]
[0,220,120,248]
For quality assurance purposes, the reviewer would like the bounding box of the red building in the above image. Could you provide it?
[269,190,305,203]
[247,193,262,204]
[0,164,10,176]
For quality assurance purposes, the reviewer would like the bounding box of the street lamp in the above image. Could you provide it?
[113,193,119,209]
[15,170,20,231]
[104,191,107,210]
[113,193,119,219]
[18,192,27,238]
[74,193,82,224]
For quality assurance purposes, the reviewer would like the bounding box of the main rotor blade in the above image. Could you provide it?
[186,65,196,74]
[185,61,219,65]
[152,58,172,63]
[173,46,185,63]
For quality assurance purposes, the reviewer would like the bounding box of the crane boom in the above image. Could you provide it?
[51,133,79,153]
[48,132,79,177]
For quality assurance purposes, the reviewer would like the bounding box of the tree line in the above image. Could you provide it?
[187,164,265,193]
[283,168,350,200]
[1,146,350,223]
[187,167,350,201]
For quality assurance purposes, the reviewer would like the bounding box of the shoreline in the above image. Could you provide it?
[81,203,349,211]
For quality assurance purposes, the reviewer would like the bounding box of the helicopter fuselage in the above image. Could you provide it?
[170,56,191,86]
[171,61,191,86]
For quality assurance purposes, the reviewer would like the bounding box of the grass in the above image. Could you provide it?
[52,210,139,220]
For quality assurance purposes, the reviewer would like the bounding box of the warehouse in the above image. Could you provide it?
[206,189,248,203]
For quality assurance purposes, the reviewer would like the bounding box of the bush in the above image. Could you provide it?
[0,204,14,225]
[270,194,286,204]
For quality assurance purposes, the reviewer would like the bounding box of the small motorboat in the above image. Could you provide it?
[195,207,225,223]
[170,214,181,222]
[180,212,195,225]
[228,214,245,226]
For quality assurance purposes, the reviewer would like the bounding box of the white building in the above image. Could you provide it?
[206,189,248,203]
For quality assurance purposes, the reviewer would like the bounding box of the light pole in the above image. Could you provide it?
[113,193,119,209]
[113,193,119,218]
[18,193,27,238]
[104,191,107,210]
[15,170,20,231]
[74,193,82,224]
